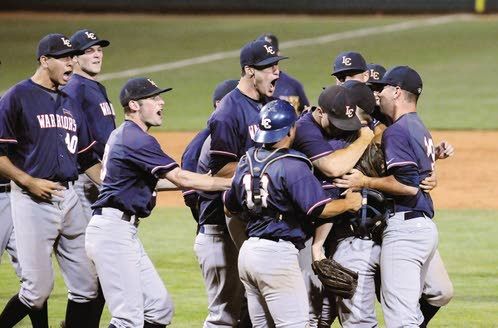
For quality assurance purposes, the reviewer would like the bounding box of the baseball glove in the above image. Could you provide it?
[312,258,358,299]
[354,141,385,178]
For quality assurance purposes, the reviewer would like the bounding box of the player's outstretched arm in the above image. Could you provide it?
[163,167,231,192]
[313,127,374,178]
[334,168,418,196]
[0,156,65,200]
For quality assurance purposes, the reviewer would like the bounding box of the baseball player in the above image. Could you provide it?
[224,99,362,328]
[256,33,310,113]
[334,66,439,327]
[290,82,375,327]
[181,79,238,222]
[85,77,231,328]
[366,63,454,327]
[63,28,114,325]
[179,79,245,328]
[0,33,102,327]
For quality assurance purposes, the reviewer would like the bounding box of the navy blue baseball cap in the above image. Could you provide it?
[120,77,172,107]
[212,79,238,107]
[319,85,361,131]
[253,99,297,143]
[36,33,83,60]
[332,51,368,76]
[256,33,279,51]
[240,40,288,68]
[377,66,423,96]
[70,29,110,51]
[342,80,376,115]
[366,64,386,85]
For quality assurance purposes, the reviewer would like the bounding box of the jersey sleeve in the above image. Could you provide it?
[294,120,334,161]
[0,89,20,144]
[285,160,330,216]
[382,128,418,172]
[128,137,179,177]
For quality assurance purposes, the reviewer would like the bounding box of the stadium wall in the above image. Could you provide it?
[2,0,498,14]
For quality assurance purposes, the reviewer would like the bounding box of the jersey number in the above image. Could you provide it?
[424,136,436,170]
[65,133,78,154]
[242,174,269,209]
[100,144,110,181]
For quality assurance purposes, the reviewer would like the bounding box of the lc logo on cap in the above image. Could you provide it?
[61,37,72,47]
[345,105,354,118]
[85,32,96,40]
[147,79,158,87]
[263,45,275,55]
[342,56,352,66]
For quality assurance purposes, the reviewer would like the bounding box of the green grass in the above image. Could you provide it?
[0,208,497,327]
[0,13,497,130]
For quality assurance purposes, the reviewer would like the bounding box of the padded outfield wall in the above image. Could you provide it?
[2,0,498,14]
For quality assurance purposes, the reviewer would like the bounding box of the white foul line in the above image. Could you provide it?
[98,14,472,82]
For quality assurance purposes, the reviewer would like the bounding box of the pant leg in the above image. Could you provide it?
[333,237,380,328]
[238,240,274,328]
[421,249,453,307]
[0,192,21,277]
[239,238,309,328]
[56,186,98,303]
[381,213,438,328]
[86,214,144,328]
[194,231,243,327]
[297,238,324,328]
[10,183,61,309]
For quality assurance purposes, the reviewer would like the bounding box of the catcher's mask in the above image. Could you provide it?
[354,188,394,238]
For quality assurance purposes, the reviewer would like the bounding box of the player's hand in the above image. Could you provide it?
[435,141,454,160]
[359,126,374,141]
[334,169,366,190]
[24,177,65,200]
[420,172,437,193]
[344,189,363,212]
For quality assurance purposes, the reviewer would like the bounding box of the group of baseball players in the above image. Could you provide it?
[0,29,454,328]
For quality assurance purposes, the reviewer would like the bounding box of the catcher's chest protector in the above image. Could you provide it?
[243,147,312,214]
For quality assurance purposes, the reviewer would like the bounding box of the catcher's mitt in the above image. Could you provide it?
[312,258,358,299]
[354,142,385,178]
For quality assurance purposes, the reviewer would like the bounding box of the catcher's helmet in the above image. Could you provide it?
[253,99,297,144]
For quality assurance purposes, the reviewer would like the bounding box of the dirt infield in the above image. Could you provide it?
[153,131,497,210]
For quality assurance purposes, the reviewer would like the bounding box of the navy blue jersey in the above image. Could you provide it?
[208,88,271,173]
[180,127,210,212]
[224,148,330,249]
[382,112,435,217]
[293,111,334,162]
[274,71,309,112]
[196,135,226,226]
[63,74,116,159]
[92,120,178,218]
[0,79,97,181]
[181,127,210,172]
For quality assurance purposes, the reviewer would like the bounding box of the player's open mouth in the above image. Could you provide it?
[156,110,162,117]
[62,70,72,81]
[269,78,278,92]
